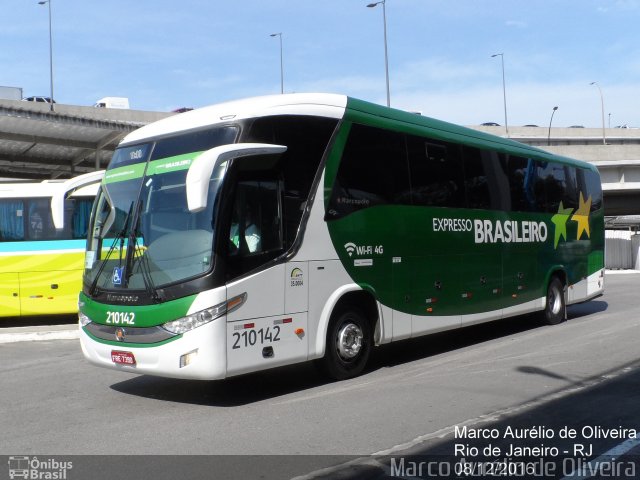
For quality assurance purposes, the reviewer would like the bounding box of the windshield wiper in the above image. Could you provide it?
[126,227,161,303]
[88,201,135,296]
[120,197,162,303]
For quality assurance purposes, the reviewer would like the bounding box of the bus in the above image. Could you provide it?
[78,94,604,381]
[0,170,104,317]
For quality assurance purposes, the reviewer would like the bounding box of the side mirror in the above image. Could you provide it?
[186,143,286,212]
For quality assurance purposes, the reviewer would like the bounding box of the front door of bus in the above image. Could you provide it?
[224,177,308,375]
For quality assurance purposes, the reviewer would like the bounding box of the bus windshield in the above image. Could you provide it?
[85,126,237,293]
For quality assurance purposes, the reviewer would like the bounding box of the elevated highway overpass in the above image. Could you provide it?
[473,125,640,218]
[0,99,172,179]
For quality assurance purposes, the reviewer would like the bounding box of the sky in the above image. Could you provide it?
[2,0,639,128]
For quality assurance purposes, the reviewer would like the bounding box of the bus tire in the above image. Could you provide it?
[320,306,372,380]
[542,277,566,325]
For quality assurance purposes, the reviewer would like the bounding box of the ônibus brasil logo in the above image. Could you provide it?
[8,456,73,479]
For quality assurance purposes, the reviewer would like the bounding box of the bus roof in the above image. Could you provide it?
[121,93,348,145]
[120,93,595,172]
[344,97,596,171]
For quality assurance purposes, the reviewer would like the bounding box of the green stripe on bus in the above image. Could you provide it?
[104,152,202,184]
[79,292,197,327]
[104,163,146,184]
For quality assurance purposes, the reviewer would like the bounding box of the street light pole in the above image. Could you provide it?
[491,53,508,137]
[367,1,390,107]
[38,0,54,111]
[547,106,558,146]
[270,33,284,94]
[590,81,606,145]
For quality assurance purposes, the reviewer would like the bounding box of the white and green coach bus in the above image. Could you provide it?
[79,94,604,380]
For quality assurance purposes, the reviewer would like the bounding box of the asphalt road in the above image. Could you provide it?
[1,273,639,480]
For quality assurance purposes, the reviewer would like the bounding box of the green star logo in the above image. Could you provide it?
[551,201,574,248]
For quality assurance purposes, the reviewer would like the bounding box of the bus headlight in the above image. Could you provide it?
[162,293,247,334]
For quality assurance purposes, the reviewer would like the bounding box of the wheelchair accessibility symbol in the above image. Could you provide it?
[112,266,124,286]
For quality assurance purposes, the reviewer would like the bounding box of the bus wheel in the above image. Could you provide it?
[321,307,372,380]
[542,277,566,325]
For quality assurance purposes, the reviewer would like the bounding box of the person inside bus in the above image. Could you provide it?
[229,203,261,255]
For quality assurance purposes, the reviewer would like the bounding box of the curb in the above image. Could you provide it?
[0,326,79,344]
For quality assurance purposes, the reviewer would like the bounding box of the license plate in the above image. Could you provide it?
[111,350,136,366]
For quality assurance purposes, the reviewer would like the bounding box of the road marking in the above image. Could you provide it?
[561,434,640,479]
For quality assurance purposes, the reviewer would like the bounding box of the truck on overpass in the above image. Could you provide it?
[0,86,22,101]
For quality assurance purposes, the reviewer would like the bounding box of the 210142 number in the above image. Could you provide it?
[106,311,136,325]
[232,326,280,350]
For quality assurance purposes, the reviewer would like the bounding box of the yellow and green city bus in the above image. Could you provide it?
[78,94,604,380]
[0,171,103,317]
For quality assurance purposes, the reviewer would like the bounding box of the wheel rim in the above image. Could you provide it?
[548,285,562,315]
[336,322,363,361]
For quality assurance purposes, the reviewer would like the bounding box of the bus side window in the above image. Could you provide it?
[562,166,579,210]
[328,123,409,218]
[227,178,284,278]
[480,150,511,211]
[461,146,491,210]
[28,199,56,240]
[70,197,94,239]
[0,200,25,241]
[538,162,578,213]
[406,136,464,208]
[579,169,603,212]
[526,159,546,211]
[503,155,535,212]
[242,115,337,249]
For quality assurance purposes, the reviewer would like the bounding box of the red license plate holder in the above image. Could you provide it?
[111,350,136,366]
